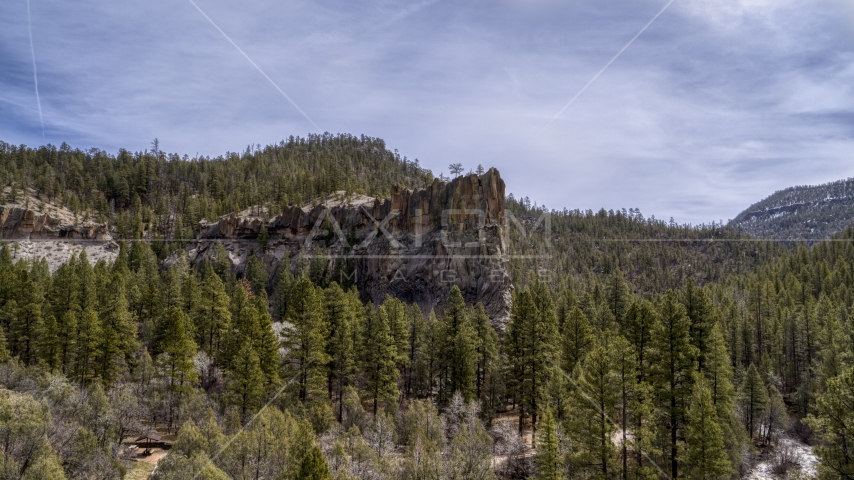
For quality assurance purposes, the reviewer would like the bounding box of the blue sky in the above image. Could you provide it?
[1,0,853,224]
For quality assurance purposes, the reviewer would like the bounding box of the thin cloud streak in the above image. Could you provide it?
[26,0,44,136]
[187,0,321,132]
[535,0,677,138]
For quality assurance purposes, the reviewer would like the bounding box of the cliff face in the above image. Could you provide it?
[182,168,513,327]
[0,205,117,270]
[0,206,111,240]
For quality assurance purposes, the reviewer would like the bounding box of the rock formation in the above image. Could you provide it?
[0,205,111,240]
[181,168,513,327]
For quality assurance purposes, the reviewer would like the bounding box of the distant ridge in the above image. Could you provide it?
[730,177,854,241]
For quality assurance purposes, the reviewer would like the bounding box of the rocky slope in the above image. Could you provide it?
[175,168,513,328]
[0,201,118,268]
[730,177,854,241]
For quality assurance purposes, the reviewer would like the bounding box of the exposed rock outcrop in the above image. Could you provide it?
[181,168,513,328]
[0,205,117,271]
[0,205,111,241]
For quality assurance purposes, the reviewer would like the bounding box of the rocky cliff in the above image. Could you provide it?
[0,204,118,269]
[179,168,514,327]
[0,205,111,240]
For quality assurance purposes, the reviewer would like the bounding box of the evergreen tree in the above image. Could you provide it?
[534,408,563,480]
[607,268,630,327]
[298,444,332,480]
[471,303,498,403]
[738,363,768,440]
[56,311,78,375]
[561,306,594,374]
[506,281,559,436]
[438,286,477,403]
[566,339,618,478]
[807,364,854,479]
[324,283,355,422]
[194,270,231,368]
[244,255,268,296]
[225,339,265,422]
[96,292,139,384]
[0,326,9,363]
[623,300,658,383]
[681,280,713,371]
[361,305,399,415]
[74,308,101,384]
[271,261,294,321]
[10,271,43,365]
[649,291,698,479]
[37,314,60,370]
[281,276,330,403]
[157,306,199,431]
[684,376,732,480]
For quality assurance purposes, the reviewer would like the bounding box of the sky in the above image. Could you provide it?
[1,0,854,224]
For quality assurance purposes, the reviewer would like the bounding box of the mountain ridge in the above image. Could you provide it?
[730,176,854,241]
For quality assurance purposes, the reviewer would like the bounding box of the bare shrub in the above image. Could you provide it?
[771,443,801,475]
[491,421,533,479]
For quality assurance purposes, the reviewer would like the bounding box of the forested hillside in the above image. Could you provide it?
[1,137,854,479]
[505,194,790,293]
[730,177,854,241]
[0,134,433,244]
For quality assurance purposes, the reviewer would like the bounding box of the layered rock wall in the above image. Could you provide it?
[186,169,513,327]
[0,206,111,241]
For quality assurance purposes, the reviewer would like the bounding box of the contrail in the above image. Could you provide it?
[26,0,44,136]
[535,0,677,138]
[187,0,321,131]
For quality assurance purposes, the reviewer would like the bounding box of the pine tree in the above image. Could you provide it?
[96,292,139,384]
[806,364,854,479]
[158,306,199,431]
[271,261,295,321]
[650,291,698,479]
[738,363,768,440]
[225,339,265,422]
[244,255,268,296]
[438,286,477,403]
[37,314,61,370]
[623,300,658,383]
[74,308,101,384]
[684,376,732,480]
[194,270,231,367]
[361,305,399,415]
[561,306,594,374]
[566,339,618,478]
[324,283,355,422]
[10,271,43,365]
[247,296,281,394]
[534,408,563,480]
[298,444,333,480]
[383,296,411,370]
[471,303,498,403]
[681,280,713,370]
[281,276,330,403]
[506,280,559,436]
[405,303,426,397]
[57,310,78,375]
[704,322,742,466]
[0,326,10,363]
[607,268,630,328]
